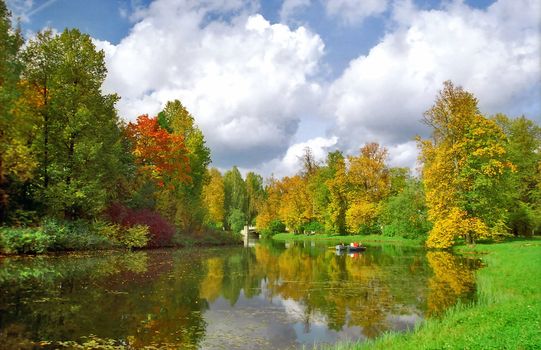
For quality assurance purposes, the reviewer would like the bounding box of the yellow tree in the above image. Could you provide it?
[419,81,514,248]
[202,167,225,229]
[256,177,283,231]
[346,143,390,233]
[279,175,313,234]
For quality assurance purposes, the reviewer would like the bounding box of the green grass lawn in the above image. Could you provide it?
[272,233,424,247]
[324,238,541,349]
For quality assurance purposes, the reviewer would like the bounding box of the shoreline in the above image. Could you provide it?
[0,227,243,258]
[271,233,425,247]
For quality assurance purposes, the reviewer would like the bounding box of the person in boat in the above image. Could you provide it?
[336,242,345,250]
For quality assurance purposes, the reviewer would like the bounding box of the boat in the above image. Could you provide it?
[348,246,366,252]
[335,245,366,252]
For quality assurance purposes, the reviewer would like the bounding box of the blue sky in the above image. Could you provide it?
[7,0,540,176]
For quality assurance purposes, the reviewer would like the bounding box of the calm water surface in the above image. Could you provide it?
[0,240,480,349]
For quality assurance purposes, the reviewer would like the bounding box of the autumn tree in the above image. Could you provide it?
[346,143,390,234]
[154,100,210,233]
[279,175,313,234]
[126,114,191,185]
[202,167,225,229]
[419,81,514,248]
[256,177,283,234]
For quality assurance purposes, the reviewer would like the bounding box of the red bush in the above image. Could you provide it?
[105,203,175,247]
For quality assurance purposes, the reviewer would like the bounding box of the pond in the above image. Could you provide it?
[0,241,481,349]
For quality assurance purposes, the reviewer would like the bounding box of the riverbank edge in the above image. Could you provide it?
[271,233,424,247]
[324,238,541,350]
[0,226,243,258]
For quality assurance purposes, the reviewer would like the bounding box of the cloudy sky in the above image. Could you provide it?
[7,0,541,177]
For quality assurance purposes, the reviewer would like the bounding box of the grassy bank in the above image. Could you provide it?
[326,239,541,349]
[272,233,424,247]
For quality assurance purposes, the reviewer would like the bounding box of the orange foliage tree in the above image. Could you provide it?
[126,115,191,187]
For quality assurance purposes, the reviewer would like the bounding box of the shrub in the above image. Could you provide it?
[302,220,324,234]
[93,219,149,249]
[106,203,175,247]
[43,219,112,251]
[260,219,286,238]
[0,227,52,254]
[124,225,150,249]
[92,220,121,239]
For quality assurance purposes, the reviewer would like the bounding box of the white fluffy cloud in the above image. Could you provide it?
[280,0,311,22]
[326,0,541,167]
[91,0,540,176]
[95,0,324,168]
[251,136,338,178]
[280,0,389,25]
[323,0,389,25]
[387,141,419,171]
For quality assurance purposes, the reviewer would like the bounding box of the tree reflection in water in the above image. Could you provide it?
[0,243,481,349]
[426,251,480,317]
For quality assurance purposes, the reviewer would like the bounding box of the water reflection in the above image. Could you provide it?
[0,242,480,349]
[426,251,479,316]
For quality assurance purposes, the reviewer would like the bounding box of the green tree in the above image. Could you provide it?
[380,179,430,239]
[389,167,410,195]
[223,166,247,230]
[227,208,246,234]
[302,148,335,233]
[324,151,348,234]
[245,172,264,226]
[22,29,125,219]
[494,114,541,236]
